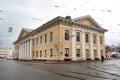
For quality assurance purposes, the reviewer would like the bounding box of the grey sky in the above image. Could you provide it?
[0,0,120,48]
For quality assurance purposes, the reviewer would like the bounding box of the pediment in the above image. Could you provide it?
[73,15,101,28]
[18,30,28,40]
[79,18,96,27]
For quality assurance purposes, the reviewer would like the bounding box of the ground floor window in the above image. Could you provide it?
[50,49,53,57]
[40,50,42,57]
[33,51,34,57]
[76,49,80,57]
[86,49,89,57]
[65,48,69,57]
[36,51,38,57]
[94,50,97,58]
[44,50,47,58]
[101,50,103,56]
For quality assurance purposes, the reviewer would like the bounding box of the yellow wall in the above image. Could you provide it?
[13,43,19,59]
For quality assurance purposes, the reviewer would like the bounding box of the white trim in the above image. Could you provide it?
[82,30,86,60]
[90,33,94,60]
[72,28,76,60]
[97,33,101,59]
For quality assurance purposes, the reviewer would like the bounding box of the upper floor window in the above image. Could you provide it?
[76,32,80,42]
[85,34,89,43]
[65,30,69,40]
[45,34,47,43]
[36,37,38,45]
[100,37,102,45]
[93,35,96,44]
[40,36,42,44]
[50,32,53,42]
[33,39,35,46]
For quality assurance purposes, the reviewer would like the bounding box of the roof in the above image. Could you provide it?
[13,28,33,44]
[22,28,33,33]
[13,15,108,44]
[32,15,108,33]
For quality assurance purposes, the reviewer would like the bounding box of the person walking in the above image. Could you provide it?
[101,55,104,63]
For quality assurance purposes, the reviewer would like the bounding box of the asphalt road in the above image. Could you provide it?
[0,59,120,80]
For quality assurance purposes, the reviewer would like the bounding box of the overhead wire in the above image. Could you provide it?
[61,0,93,16]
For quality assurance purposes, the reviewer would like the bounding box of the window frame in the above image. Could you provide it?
[85,34,89,43]
[76,32,80,42]
[50,32,53,42]
[76,49,80,57]
[65,30,69,40]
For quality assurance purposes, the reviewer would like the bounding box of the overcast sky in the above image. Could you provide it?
[0,0,120,48]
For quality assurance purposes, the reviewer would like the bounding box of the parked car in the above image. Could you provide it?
[111,51,120,58]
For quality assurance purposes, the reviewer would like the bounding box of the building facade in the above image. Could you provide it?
[13,15,108,61]
[0,48,12,59]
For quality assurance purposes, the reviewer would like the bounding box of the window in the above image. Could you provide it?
[94,50,97,57]
[65,30,69,40]
[36,37,38,45]
[76,32,80,42]
[44,50,47,57]
[36,51,38,57]
[40,36,42,44]
[100,37,102,44]
[93,35,96,44]
[33,39,35,46]
[86,34,89,43]
[65,48,69,57]
[40,50,42,57]
[101,50,103,56]
[45,34,47,43]
[77,49,80,57]
[50,32,53,42]
[50,49,53,57]
[33,51,34,57]
[86,49,89,57]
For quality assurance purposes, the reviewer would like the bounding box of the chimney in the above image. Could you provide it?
[65,16,71,20]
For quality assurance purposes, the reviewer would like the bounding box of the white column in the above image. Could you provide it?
[19,43,21,59]
[72,28,76,60]
[90,32,94,60]
[24,41,25,59]
[27,40,29,59]
[27,40,28,59]
[22,42,24,59]
[29,39,32,60]
[28,40,30,60]
[97,33,101,59]
[23,42,24,59]
[26,41,28,59]
[24,41,27,59]
[82,30,86,60]
[20,43,22,58]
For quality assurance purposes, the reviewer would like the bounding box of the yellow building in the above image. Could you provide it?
[13,15,108,61]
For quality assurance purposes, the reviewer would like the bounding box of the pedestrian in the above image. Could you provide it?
[101,55,104,63]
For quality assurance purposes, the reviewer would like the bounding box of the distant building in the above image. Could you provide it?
[13,15,108,61]
[0,48,12,59]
